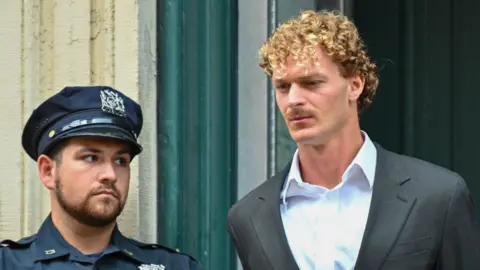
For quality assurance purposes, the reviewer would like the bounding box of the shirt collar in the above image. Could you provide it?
[281,131,377,204]
[34,214,147,264]
[110,224,150,264]
[34,214,75,262]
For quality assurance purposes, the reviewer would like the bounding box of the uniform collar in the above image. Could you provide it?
[110,223,150,264]
[34,214,72,262]
[281,130,377,205]
[34,214,148,264]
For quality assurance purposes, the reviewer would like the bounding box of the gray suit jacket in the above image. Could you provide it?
[227,143,480,270]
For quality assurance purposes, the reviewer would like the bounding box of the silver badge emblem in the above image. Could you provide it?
[44,249,56,255]
[100,89,126,117]
[138,264,165,270]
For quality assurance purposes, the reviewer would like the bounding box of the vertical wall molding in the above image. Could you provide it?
[0,0,23,240]
[137,0,158,243]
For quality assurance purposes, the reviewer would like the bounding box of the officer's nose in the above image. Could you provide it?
[98,161,118,183]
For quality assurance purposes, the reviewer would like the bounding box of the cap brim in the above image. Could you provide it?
[46,126,142,156]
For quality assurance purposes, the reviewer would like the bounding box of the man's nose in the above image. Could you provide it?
[287,84,306,106]
[99,162,117,183]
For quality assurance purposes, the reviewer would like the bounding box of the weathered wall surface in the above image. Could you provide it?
[0,0,157,242]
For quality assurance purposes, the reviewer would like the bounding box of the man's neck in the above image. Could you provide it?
[51,209,115,255]
[297,126,364,189]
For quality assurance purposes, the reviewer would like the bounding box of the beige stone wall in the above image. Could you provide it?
[0,0,157,242]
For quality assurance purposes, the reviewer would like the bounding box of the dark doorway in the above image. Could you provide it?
[356,0,480,216]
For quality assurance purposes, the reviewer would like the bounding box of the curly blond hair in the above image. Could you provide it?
[259,10,379,111]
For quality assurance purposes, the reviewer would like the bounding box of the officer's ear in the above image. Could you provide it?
[37,154,56,190]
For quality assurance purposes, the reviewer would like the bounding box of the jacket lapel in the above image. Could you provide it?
[250,165,300,270]
[355,144,417,270]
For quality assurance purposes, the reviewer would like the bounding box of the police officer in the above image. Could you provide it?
[0,86,202,269]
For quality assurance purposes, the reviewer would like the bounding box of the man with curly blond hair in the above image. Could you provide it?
[227,10,480,270]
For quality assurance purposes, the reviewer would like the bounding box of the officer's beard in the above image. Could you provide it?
[55,176,126,228]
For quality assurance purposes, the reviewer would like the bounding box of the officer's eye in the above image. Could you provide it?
[115,157,129,166]
[83,155,98,162]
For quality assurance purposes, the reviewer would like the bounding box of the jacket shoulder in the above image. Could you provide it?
[0,234,37,250]
[228,169,285,224]
[382,146,461,181]
[378,144,463,197]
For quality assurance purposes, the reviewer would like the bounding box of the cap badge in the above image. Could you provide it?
[100,89,126,117]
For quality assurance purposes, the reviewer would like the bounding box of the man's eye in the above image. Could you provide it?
[304,80,322,86]
[115,158,128,166]
[275,84,290,92]
[83,155,97,162]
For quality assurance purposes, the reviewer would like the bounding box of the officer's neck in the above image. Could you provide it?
[51,209,115,255]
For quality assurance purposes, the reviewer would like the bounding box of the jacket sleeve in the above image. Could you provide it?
[436,176,480,269]
[227,215,250,270]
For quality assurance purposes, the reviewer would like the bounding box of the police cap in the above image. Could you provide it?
[22,86,143,161]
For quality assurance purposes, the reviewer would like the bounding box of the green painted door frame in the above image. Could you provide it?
[157,0,238,269]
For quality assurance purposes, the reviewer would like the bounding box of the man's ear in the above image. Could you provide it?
[348,74,366,101]
[37,154,56,190]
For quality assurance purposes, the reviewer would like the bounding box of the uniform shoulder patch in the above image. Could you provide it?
[0,234,37,249]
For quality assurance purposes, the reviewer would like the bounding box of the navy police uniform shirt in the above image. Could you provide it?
[0,215,203,269]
